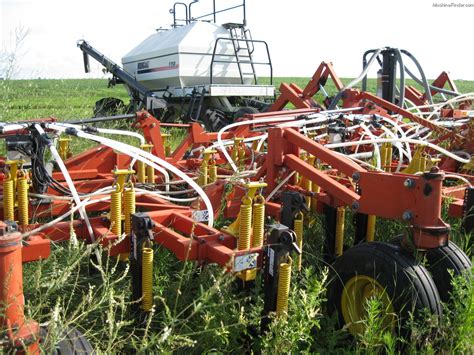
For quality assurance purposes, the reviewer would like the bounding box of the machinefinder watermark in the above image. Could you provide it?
[433,2,474,7]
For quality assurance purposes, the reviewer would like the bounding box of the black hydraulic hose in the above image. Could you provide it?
[403,66,460,97]
[400,49,434,105]
[363,47,404,108]
[402,48,460,98]
[329,48,384,110]
[66,113,137,125]
[358,47,458,110]
[361,49,376,92]
[393,48,405,108]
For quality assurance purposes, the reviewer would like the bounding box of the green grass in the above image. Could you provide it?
[1,78,473,353]
[2,76,474,121]
[0,79,129,120]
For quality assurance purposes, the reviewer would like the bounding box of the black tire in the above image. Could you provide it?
[390,236,472,303]
[327,241,442,338]
[203,108,231,131]
[425,241,472,302]
[93,97,126,117]
[233,106,259,120]
[53,328,94,354]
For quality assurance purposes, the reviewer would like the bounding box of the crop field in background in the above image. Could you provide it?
[0,78,473,353]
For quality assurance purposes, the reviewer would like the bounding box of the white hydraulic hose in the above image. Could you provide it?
[34,124,96,241]
[57,122,150,182]
[426,92,474,120]
[406,93,474,113]
[265,171,296,202]
[28,186,116,201]
[335,151,383,172]
[377,125,406,172]
[326,138,470,164]
[218,116,306,172]
[379,116,412,160]
[190,133,268,155]
[134,188,198,202]
[348,151,373,159]
[217,108,360,172]
[96,128,145,145]
[21,185,202,240]
[444,174,473,188]
[58,123,146,145]
[52,123,171,192]
[29,193,73,201]
[0,123,28,132]
[86,127,145,168]
[48,123,215,227]
[451,151,471,161]
[256,134,268,152]
[403,97,423,115]
[359,123,381,170]
[21,196,109,239]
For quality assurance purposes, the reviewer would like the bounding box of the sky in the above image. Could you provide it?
[1,0,474,80]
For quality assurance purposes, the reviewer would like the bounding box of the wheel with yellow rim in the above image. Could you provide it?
[327,241,442,338]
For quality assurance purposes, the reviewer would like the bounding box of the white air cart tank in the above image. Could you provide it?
[122,21,274,98]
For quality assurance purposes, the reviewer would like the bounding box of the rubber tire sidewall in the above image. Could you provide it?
[390,236,472,303]
[327,242,442,338]
[425,240,472,302]
[233,106,259,120]
[53,327,94,354]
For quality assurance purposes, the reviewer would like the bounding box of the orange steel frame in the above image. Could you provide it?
[0,72,470,349]
[269,61,343,111]
[262,127,449,249]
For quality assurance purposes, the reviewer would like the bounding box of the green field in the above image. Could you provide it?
[2,77,474,121]
[1,78,473,353]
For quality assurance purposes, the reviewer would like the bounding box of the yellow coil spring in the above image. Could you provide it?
[366,215,376,242]
[304,156,315,208]
[147,164,155,184]
[251,140,259,152]
[124,187,136,235]
[162,134,171,157]
[238,146,246,167]
[198,162,208,186]
[231,143,239,163]
[335,207,345,256]
[238,197,252,250]
[3,178,15,221]
[311,184,320,213]
[141,247,154,312]
[385,144,393,172]
[17,174,29,226]
[380,143,388,171]
[208,159,217,183]
[58,138,71,161]
[110,190,122,236]
[419,154,427,173]
[381,143,393,172]
[304,179,312,209]
[276,260,292,317]
[294,212,304,271]
[251,195,265,248]
[137,161,146,183]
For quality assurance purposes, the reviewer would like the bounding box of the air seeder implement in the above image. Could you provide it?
[0,1,473,352]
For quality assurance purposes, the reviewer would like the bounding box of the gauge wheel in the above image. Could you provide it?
[327,241,442,337]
